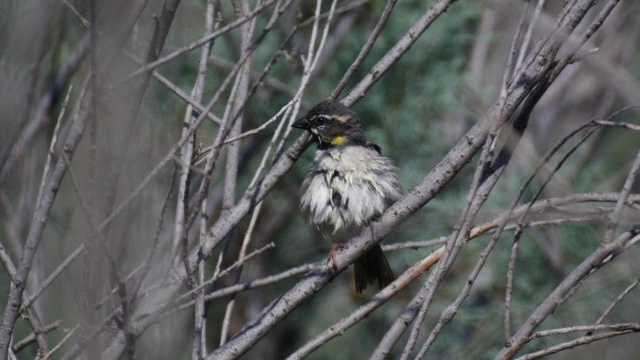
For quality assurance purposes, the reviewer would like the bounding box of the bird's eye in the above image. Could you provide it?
[316,115,329,126]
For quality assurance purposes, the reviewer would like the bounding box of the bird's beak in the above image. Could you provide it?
[292,117,311,130]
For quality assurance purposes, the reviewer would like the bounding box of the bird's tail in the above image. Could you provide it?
[354,244,395,293]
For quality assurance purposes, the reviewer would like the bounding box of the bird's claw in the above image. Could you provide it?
[328,243,345,270]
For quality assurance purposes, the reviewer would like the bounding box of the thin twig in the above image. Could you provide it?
[409,40,553,360]
[60,153,131,346]
[216,0,255,348]
[10,87,74,356]
[176,0,296,264]
[0,35,88,184]
[287,246,445,359]
[530,323,640,339]
[603,149,640,242]
[342,0,458,106]
[515,329,640,360]
[503,127,597,344]
[11,321,62,354]
[376,2,614,354]
[43,324,79,360]
[189,4,218,359]
[515,0,547,71]
[129,167,178,309]
[150,71,223,125]
[0,74,92,355]
[503,229,520,343]
[109,0,279,90]
[330,0,398,99]
[200,0,334,260]
[130,242,277,331]
[213,23,300,149]
[497,228,640,359]
[499,0,529,106]
[588,279,640,335]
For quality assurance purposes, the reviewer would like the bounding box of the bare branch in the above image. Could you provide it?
[330,0,398,99]
[287,246,445,359]
[497,226,640,359]
[0,76,92,355]
[589,278,640,335]
[2,0,637,359]
[516,328,640,360]
[342,0,458,106]
[110,0,279,89]
[603,149,640,242]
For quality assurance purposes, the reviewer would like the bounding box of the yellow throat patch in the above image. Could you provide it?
[328,136,346,145]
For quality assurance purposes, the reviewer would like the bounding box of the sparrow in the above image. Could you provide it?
[292,99,402,293]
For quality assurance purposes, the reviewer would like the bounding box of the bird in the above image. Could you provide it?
[292,99,402,293]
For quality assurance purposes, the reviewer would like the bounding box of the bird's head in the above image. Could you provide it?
[292,100,365,148]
